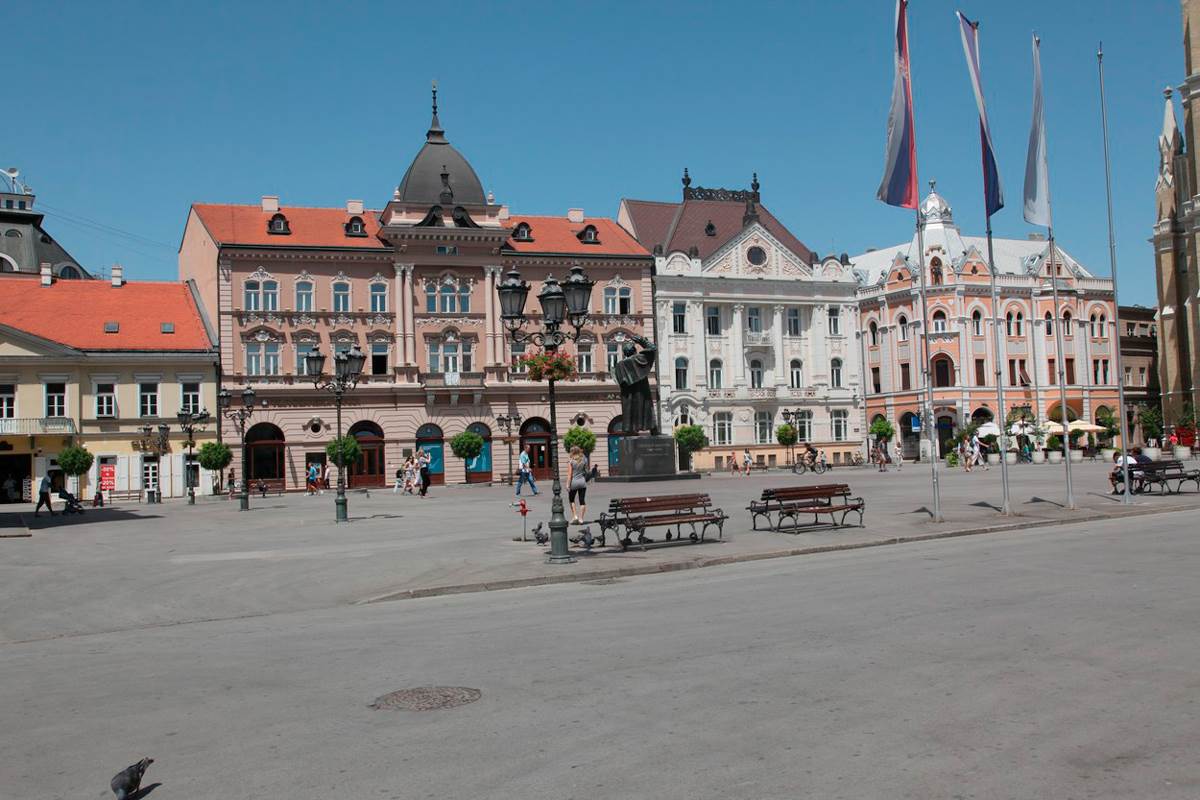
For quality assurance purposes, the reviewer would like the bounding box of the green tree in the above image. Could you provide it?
[326,436,362,469]
[449,431,485,463]
[1137,404,1163,444]
[197,441,233,491]
[563,426,597,455]
[775,423,798,448]
[1095,407,1120,445]
[57,445,94,489]
[869,418,896,441]
[1048,404,1080,423]
[673,424,709,470]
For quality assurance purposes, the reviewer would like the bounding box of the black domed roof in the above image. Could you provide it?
[395,91,486,207]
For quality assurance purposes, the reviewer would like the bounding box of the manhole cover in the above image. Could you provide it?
[370,686,481,711]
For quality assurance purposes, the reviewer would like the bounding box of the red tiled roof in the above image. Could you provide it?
[502,215,650,257]
[0,278,212,351]
[623,198,814,263]
[191,204,388,249]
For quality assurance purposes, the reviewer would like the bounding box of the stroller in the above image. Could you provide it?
[57,488,86,515]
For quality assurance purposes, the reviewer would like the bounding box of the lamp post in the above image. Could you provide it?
[138,424,171,503]
[218,387,256,511]
[780,408,798,467]
[305,345,366,523]
[497,263,594,565]
[495,412,523,485]
[176,409,210,505]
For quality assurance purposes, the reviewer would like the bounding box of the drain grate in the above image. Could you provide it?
[370,686,481,711]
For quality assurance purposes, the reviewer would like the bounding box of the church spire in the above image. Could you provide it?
[426,79,447,143]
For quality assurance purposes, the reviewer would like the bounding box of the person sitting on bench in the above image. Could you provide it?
[1109,450,1139,494]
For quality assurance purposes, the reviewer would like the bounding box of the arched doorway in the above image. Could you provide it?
[899,412,920,460]
[347,420,385,488]
[519,417,552,481]
[1047,402,1080,423]
[464,422,493,483]
[936,413,956,458]
[245,422,286,491]
[932,354,955,387]
[607,415,624,475]
[971,407,994,425]
[415,423,445,486]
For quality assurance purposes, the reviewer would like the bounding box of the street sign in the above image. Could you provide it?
[910,416,921,433]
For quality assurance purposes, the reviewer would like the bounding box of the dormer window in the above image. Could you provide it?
[513,222,533,242]
[267,213,290,235]
[577,225,600,244]
[344,216,367,237]
[704,221,716,237]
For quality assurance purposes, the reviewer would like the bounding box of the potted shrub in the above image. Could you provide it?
[776,423,798,467]
[449,430,485,484]
[1173,406,1194,458]
[980,434,1001,465]
[869,418,896,442]
[1047,434,1064,464]
[674,424,708,472]
[326,436,362,486]
[1068,430,1085,463]
[57,444,95,497]
[197,441,233,493]
[563,426,597,456]
[1096,407,1118,461]
[1139,405,1163,459]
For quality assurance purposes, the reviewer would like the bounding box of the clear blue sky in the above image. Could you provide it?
[4,1,1183,306]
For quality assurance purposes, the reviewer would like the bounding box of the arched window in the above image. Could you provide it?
[1006,310,1023,337]
[869,321,879,346]
[439,283,456,312]
[674,406,693,427]
[513,222,533,241]
[794,410,813,441]
[827,306,841,335]
[971,309,983,336]
[749,359,764,389]
[262,280,278,312]
[332,282,350,313]
[606,341,620,373]
[243,280,260,311]
[58,265,81,279]
[425,282,437,312]
[830,358,843,388]
[1045,311,1054,336]
[459,281,471,312]
[267,213,290,235]
[674,357,688,390]
[295,281,313,312]
[790,359,803,389]
[932,355,955,387]
[370,282,387,313]
[932,310,947,333]
[1062,309,1073,337]
[897,314,909,341]
[603,285,632,314]
[930,258,943,286]
[345,216,366,236]
[708,359,723,389]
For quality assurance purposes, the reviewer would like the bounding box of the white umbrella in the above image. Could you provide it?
[1009,420,1037,436]
[975,421,1001,438]
[1068,420,1105,434]
[1042,421,1066,435]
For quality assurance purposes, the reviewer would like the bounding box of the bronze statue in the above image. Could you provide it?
[613,335,660,436]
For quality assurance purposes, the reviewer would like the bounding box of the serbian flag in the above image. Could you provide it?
[957,12,1004,217]
[877,0,919,209]
[1023,35,1053,227]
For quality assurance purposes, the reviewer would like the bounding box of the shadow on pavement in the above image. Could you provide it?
[22,508,161,531]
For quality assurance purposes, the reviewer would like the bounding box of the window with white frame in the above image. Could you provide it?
[832,409,848,441]
[95,382,116,418]
[749,359,764,389]
[897,314,909,341]
[795,410,813,441]
[603,285,632,314]
[263,343,280,375]
[1062,310,1073,336]
[180,382,200,414]
[1044,311,1053,336]
[262,280,278,312]
[429,339,472,374]
[790,359,803,388]
[706,306,721,336]
[295,281,313,312]
[672,302,687,334]
[972,309,983,336]
[371,342,389,375]
[576,343,593,374]
[786,307,802,336]
[755,411,773,444]
[45,382,66,417]
[0,383,14,418]
[747,307,762,333]
[511,342,527,373]
[675,406,693,427]
[370,283,388,313]
[830,358,843,388]
[332,282,350,313]
[932,310,947,333]
[606,342,620,373]
[708,359,723,389]
[245,343,262,376]
[674,357,688,390]
[713,412,732,446]
[243,280,260,311]
[827,306,841,335]
[296,341,316,375]
[138,382,158,418]
[1124,365,1132,386]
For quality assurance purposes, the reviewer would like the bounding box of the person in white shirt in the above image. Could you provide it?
[1109,450,1138,494]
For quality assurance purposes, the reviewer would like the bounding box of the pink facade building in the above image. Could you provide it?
[179,97,654,488]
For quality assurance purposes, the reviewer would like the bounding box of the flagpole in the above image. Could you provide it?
[1097,42,1133,505]
[914,205,944,522]
[1047,228,1077,509]
[985,218,1012,514]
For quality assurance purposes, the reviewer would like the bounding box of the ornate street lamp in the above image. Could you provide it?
[218,386,256,511]
[780,408,798,467]
[177,409,211,505]
[497,263,594,564]
[495,412,523,485]
[306,345,366,523]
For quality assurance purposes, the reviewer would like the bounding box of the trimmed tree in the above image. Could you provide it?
[57,444,94,494]
[197,441,233,491]
[563,426,597,455]
[673,424,708,471]
[326,436,362,476]
[449,431,485,478]
[1138,404,1164,444]
[776,423,797,448]
[1095,406,1120,446]
[869,418,896,442]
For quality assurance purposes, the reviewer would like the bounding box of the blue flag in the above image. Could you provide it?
[957,12,1004,217]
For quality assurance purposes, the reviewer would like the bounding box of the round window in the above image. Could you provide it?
[747,246,767,266]
[309,422,322,434]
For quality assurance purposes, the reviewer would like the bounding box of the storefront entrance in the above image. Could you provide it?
[519,418,552,481]
[416,423,445,486]
[464,422,493,483]
[347,421,386,488]
[0,453,31,503]
[246,422,286,491]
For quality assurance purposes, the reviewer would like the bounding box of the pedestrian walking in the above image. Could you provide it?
[567,445,589,524]
[322,462,332,491]
[392,464,404,494]
[514,444,539,496]
[417,448,432,497]
[227,468,237,499]
[875,441,888,472]
[306,462,320,495]
[34,473,55,516]
[893,440,903,471]
[403,455,417,494]
[728,451,738,476]
[742,448,753,476]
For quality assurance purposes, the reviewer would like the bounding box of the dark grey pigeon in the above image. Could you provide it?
[111,757,153,799]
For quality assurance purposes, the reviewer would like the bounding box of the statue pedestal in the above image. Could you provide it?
[597,435,701,483]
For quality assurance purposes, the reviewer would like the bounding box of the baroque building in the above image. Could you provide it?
[620,172,865,469]
[1118,304,1161,442]
[179,92,654,488]
[851,188,1120,459]
[0,172,91,280]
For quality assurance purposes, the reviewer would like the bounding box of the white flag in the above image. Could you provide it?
[1023,35,1052,226]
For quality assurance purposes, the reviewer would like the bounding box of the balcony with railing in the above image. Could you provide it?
[422,372,486,389]
[0,417,78,435]
[744,331,773,347]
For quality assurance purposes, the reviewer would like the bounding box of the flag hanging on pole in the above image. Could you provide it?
[877,0,919,209]
[1023,35,1052,226]
[957,12,1004,217]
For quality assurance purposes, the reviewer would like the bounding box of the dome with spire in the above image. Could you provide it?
[394,84,487,207]
[919,180,954,225]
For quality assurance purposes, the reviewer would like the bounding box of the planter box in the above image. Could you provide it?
[1174,445,1192,460]
[1100,448,1116,462]
[1069,450,1083,463]
[987,453,1001,465]
[1143,447,1162,460]
[1032,450,1046,464]
[1005,452,1017,465]
[1048,451,1063,464]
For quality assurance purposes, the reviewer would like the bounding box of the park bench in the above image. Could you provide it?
[596,492,727,550]
[1114,459,1200,495]
[103,489,142,504]
[747,483,865,531]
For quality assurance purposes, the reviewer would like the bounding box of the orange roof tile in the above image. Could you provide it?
[502,216,650,257]
[191,204,388,249]
[0,278,213,351]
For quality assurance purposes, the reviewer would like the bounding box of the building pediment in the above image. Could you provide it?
[698,224,812,279]
[0,324,83,358]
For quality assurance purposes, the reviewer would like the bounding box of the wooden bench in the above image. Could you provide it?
[596,492,727,550]
[1114,459,1200,495]
[747,484,865,531]
[104,489,142,504]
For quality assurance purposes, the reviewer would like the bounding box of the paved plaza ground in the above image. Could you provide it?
[2,459,1198,644]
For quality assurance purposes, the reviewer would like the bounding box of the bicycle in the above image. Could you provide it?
[792,459,829,476]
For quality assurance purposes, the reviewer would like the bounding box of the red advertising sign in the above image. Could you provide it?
[99,463,116,491]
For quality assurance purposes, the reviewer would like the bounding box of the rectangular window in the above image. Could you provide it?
[1065,358,1075,385]
[975,359,987,387]
[747,307,762,333]
[180,382,200,415]
[243,283,260,311]
[372,343,389,376]
[264,344,281,376]
[511,343,527,374]
[1019,360,1030,386]
[706,306,721,336]
[262,281,278,312]
[1139,366,1147,386]
[755,411,773,444]
[1048,358,1056,385]
[1092,359,1101,385]
[832,410,848,441]
[1008,359,1017,387]
[672,302,686,334]
[0,383,14,418]
[45,382,66,417]
[827,306,841,336]
[332,283,350,313]
[297,342,316,375]
[576,345,593,374]
[138,383,158,418]
[900,363,911,391]
[618,290,631,315]
[1124,365,1132,386]
[436,245,459,256]
[95,383,116,418]
[370,284,387,313]
[606,343,619,374]
[786,307,801,336]
[1102,359,1110,384]
[871,367,881,394]
[246,343,262,376]
[295,282,313,312]
[713,412,732,446]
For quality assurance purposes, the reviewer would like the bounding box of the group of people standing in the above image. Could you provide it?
[955,433,992,473]
[872,440,904,472]
[392,449,433,497]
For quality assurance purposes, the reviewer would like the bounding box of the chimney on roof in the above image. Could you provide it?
[111,264,124,287]
[39,262,52,286]
[346,199,364,215]
[261,195,279,213]
[567,208,585,223]
[498,205,510,221]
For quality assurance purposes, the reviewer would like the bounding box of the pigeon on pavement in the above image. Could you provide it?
[111,757,153,799]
